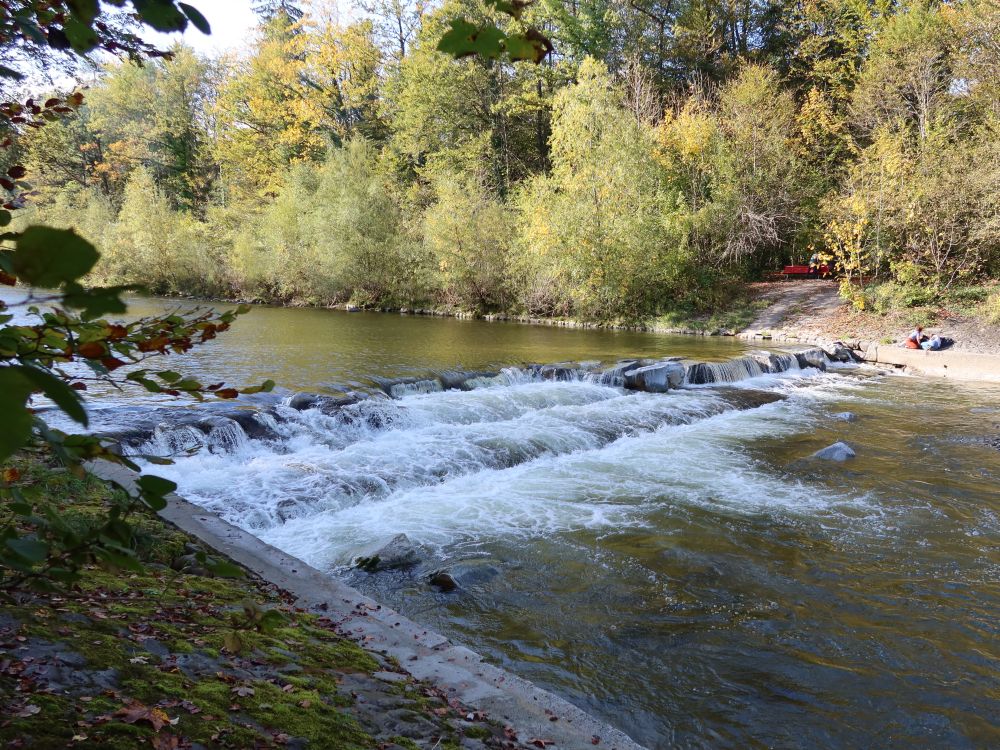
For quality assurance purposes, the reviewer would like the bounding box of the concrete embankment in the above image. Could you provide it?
[858,344,1000,382]
[91,460,646,750]
[736,330,1000,383]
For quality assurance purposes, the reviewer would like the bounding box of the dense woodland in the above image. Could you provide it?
[6,0,1000,322]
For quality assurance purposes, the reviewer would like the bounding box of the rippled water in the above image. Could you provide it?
[7,290,998,748]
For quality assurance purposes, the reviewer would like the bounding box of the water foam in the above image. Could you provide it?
[140,364,864,571]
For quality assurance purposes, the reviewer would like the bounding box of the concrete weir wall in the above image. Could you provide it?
[859,344,1000,382]
[90,460,646,750]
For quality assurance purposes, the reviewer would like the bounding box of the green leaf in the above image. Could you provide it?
[505,32,551,63]
[64,17,99,52]
[0,368,37,460]
[96,547,143,572]
[68,0,100,23]
[0,210,11,227]
[17,366,88,426]
[132,0,188,32]
[61,283,129,319]
[12,226,99,288]
[509,29,553,63]
[156,370,182,383]
[437,19,505,60]
[137,474,176,510]
[179,3,211,34]
[5,537,49,563]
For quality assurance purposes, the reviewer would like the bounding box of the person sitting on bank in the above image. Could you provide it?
[905,326,927,349]
[922,334,943,351]
[808,252,820,278]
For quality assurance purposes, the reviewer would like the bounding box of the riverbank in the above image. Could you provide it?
[2,455,639,749]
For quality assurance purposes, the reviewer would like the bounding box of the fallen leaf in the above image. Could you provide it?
[115,701,170,731]
[15,705,40,718]
[231,685,255,698]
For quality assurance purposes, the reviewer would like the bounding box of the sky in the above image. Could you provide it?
[145,0,263,56]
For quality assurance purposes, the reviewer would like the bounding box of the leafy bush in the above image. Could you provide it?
[984,290,1000,325]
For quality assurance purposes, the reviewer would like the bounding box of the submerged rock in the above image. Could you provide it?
[428,570,458,592]
[832,411,859,423]
[355,534,420,573]
[428,560,501,592]
[813,441,856,461]
[715,389,787,411]
[623,361,686,392]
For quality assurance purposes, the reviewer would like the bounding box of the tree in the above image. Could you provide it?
[518,58,682,320]
[717,63,810,267]
[360,0,428,62]
[424,172,515,310]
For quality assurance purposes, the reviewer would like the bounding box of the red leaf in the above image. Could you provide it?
[6,165,27,179]
[101,357,126,371]
[77,341,106,358]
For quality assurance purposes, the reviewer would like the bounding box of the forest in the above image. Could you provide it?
[6,0,1000,323]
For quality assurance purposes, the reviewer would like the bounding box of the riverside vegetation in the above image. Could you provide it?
[6,0,1000,324]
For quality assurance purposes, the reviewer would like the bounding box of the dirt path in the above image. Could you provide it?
[745,280,845,332]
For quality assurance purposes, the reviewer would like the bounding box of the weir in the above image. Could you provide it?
[121,347,836,462]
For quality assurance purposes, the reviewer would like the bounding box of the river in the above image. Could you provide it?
[8,290,999,749]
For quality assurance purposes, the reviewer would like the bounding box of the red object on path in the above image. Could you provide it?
[781,264,832,278]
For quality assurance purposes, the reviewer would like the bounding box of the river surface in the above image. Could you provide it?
[8,290,999,748]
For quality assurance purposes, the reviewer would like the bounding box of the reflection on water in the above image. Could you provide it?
[6,289,998,748]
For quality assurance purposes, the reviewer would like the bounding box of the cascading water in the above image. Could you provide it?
[132,351,831,552]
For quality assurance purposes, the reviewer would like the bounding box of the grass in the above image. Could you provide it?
[654,293,770,333]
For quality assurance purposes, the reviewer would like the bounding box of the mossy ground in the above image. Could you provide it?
[1,456,511,749]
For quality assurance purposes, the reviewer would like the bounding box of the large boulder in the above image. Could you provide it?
[623,361,686,392]
[748,351,798,374]
[795,348,829,372]
[218,409,279,440]
[822,342,858,363]
[354,534,421,573]
[812,441,856,461]
[438,370,497,390]
[287,392,364,414]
